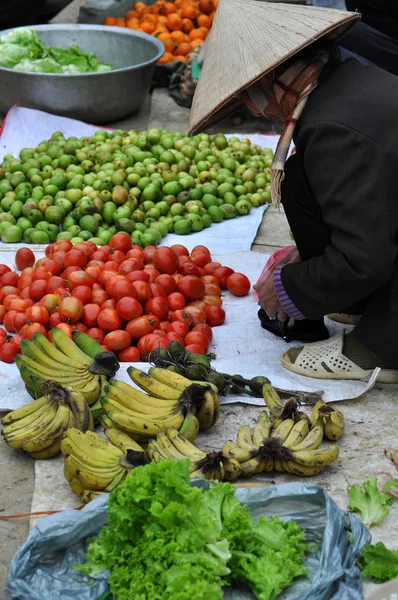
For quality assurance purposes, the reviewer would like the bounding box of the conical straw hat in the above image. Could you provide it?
[188,0,360,135]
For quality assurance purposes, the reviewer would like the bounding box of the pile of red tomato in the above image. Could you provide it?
[0,233,251,363]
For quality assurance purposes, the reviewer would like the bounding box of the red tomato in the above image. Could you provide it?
[205,305,226,326]
[71,322,88,333]
[158,320,170,333]
[150,283,166,298]
[86,260,104,269]
[185,331,210,351]
[132,281,152,304]
[109,250,126,265]
[39,294,59,315]
[116,297,143,321]
[85,266,101,282]
[21,267,35,277]
[97,308,123,332]
[82,303,102,328]
[10,333,23,347]
[92,289,109,306]
[0,264,11,277]
[15,248,35,270]
[46,276,64,294]
[168,320,189,337]
[49,312,63,328]
[178,276,205,301]
[52,239,73,254]
[31,267,52,282]
[153,247,179,275]
[67,271,95,290]
[104,260,120,272]
[155,274,177,295]
[192,323,213,341]
[126,247,145,259]
[144,267,161,283]
[144,297,169,320]
[203,295,223,307]
[53,287,70,301]
[109,232,132,254]
[110,279,137,301]
[1,271,20,287]
[73,242,93,258]
[22,322,47,341]
[51,323,73,338]
[204,283,221,296]
[86,328,105,344]
[42,258,62,276]
[188,300,207,311]
[83,241,97,255]
[143,246,157,264]
[201,275,218,285]
[167,292,186,310]
[4,310,17,333]
[61,266,83,280]
[0,305,7,324]
[170,244,189,257]
[185,343,205,354]
[105,275,125,296]
[101,299,117,311]
[203,261,222,275]
[58,297,84,323]
[170,309,193,327]
[178,261,201,278]
[213,266,235,289]
[226,272,251,296]
[126,315,160,339]
[166,331,185,345]
[101,344,112,352]
[118,258,145,275]
[17,275,32,291]
[26,306,49,326]
[91,249,109,262]
[28,280,47,301]
[0,328,6,339]
[6,298,28,313]
[71,285,92,305]
[147,336,169,353]
[104,330,131,352]
[191,245,211,255]
[191,252,211,268]
[125,270,150,283]
[118,346,140,362]
[3,294,19,308]
[98,270,118,288]
[63,249,87,269]
[0,342,20,363]
[183,305,207,326]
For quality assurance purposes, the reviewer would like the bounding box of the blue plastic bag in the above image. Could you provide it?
[6,482,370,600]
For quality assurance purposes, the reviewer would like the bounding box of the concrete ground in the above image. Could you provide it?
[1,6,397,597]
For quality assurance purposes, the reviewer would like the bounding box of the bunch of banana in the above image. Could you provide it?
[15,330,119,407]
[147,427,237,481]
[313,401,345,441]
[1,381,80,458]
[61,427,148,502]
[221,409,339,477]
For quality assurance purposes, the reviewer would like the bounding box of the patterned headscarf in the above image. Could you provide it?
[240,49,331,206]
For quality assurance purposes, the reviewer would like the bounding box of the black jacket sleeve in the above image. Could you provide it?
[281,121,398,319]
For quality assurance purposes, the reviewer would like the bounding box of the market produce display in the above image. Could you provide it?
[78,459,308,600]
[0,28,113,73]
[0,238,249,364]
[104,0,216,64]
[0,129,272,245]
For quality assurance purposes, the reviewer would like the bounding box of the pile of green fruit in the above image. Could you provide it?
[0,129,273,245]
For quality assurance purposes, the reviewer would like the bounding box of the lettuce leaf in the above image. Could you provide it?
[359,542,398,583]
[348,476,393,527]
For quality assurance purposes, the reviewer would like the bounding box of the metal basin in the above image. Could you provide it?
[0,24,164,124]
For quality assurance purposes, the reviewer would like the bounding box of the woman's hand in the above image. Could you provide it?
[254,275,288,321]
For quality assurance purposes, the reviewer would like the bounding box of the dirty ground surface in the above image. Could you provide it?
[0,6,397,595]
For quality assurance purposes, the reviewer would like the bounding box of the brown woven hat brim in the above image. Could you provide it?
[188,0,360,135]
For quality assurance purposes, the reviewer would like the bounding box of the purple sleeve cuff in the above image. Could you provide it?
[273,265,306,320]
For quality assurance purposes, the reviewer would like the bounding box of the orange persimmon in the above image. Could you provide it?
[104,16,116,25]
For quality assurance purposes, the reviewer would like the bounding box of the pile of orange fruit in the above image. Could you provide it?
[104,0,217,63]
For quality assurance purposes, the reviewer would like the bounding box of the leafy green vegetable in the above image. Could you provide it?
[348,476,393,527]
[0,28,113,74]
[79,459,308,600]
[383,477,398,496]
[359,542,398,583]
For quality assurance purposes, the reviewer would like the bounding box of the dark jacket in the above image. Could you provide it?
[346,0,398,41]
[280,59,398,320]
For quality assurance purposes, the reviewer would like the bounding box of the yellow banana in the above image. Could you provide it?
[50,327,92,366]
[282,419,309,449]
[77,377,101,406]
[252,411,272,446]
[271,418,295,443]
[64,457,123,490]
[127,366,182,401]
[1,395,49,425]
[105,382,178,414]
[222,440,258,463]
[236,425,257,451]
[178,410,199,443]
[191,462,224,481]
[291,445,339,468]
[68,476,86,497]
[147,440,169,461]
[222,457,241,481]
[4,402,58,448]
[104,428,144,453]
[271,417,283,431]
[63,450,123,478]
[21,404,72,453]
[195,387,216,430]
[101,396,175,420]
[309,399,327,425]
[64,387,92,433]
[21,338,87,375]
[157,432,188,460]
[80,489,104,503]
[107,409,184,437]
[281,460,326,477]
[262,383,285,418]
[61,431,123,466]
[165,427,206,460]
[32,332,85,370]
[274,459,285,472]
[319,405,345,441]
[29,409,75,459]
[292,423,324,451]
[2,400,53,435]
[148,367,192,391]
[239,456,272,476]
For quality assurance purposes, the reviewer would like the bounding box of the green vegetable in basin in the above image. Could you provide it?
[79,459,308,600]
[0,28,113,74]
